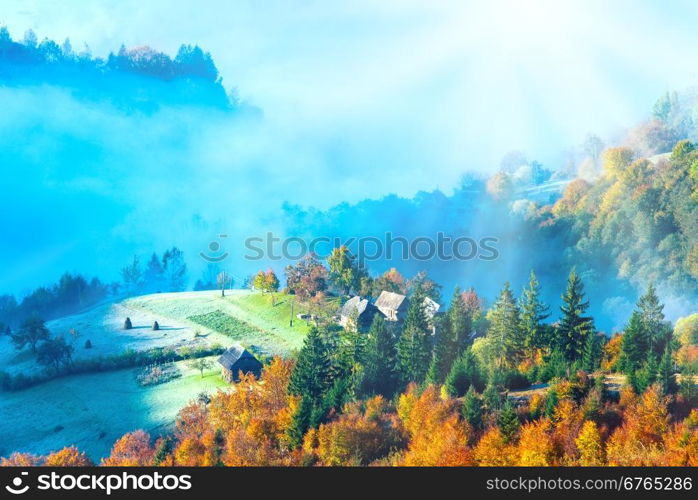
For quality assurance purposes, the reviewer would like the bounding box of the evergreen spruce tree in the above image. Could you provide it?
[581,332,600,373]
[635,352,658,394]
[544,388,559,418]
[483,381,503,412]
[337,325,366,399]
[152,437,174,466]
[620,311,649,374]
[396,286,432,385]
[448,287,472,354]
[444,348,484,397]
[637,283,663,351]
[287,395,313,448]
[637,283,672,357]
[626,369,639,395]
[557,268,595,362]
[361,315,398,397]
[498,400,519,444]
[144,252,165,292]
[520,270,550,354]
[679,364,697,402]
[657,346,676,395]
[462,386,483,430]
[487,282,523,367]
[289,326,331,400]
[426,315,452,385]
[315,376,351,425]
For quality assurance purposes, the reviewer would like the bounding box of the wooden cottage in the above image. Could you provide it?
[338,296,377,331]
[218,346,262,382]
[374,291,409,322]
[374,291,441,330]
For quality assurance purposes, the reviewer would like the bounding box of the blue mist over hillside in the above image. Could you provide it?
[0,28,695,332]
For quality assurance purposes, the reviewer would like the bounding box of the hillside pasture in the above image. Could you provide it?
[0,357,228,460]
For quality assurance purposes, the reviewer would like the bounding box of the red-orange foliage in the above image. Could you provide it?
[172,357,297,466]
[44,446,93,466]
[5,361,696,468]
[396,385,473,466]
[461,288,482,315]
[663,410,698,466]
[102,430,155,466]
[0,452,42,466]
[606,384,669,465]
[309,396,404,466]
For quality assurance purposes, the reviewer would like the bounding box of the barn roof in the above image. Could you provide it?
[217,345,258,370]
[375,291,407,312]
[339,296,371,318]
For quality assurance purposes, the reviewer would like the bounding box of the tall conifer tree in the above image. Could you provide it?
[557,268,595,362]
[396,286,432,385]
[520,270,550,353]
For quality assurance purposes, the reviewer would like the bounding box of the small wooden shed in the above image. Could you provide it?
[217,346,262,382]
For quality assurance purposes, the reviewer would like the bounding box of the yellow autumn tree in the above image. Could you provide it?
[474,428,517,466]
[551,397,584,463]
[575,421,604,466]
[601,146,634,178]
[518,419,555,466]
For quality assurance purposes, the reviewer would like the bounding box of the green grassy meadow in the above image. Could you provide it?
[127,290,322,356]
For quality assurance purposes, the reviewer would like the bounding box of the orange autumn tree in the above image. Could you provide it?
[44,446,93,466]
[601,334,623,372]
[606,383,669,465]
[663,410,698,466]
[396,384,473,466]
[172,357,297,466]
[473,427,517,466]
[172,400,221,466]
[307,396,405,466]
[102,430,155,466]
[0,452,42,466]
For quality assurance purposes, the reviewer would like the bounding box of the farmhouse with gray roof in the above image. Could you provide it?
[339,296,378,331]
[374,290,441,329]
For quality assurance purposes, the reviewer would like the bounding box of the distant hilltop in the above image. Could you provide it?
[0,27,234,109]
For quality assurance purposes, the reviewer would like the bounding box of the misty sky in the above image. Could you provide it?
[3,0,698,299]
[4,0,698,189]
